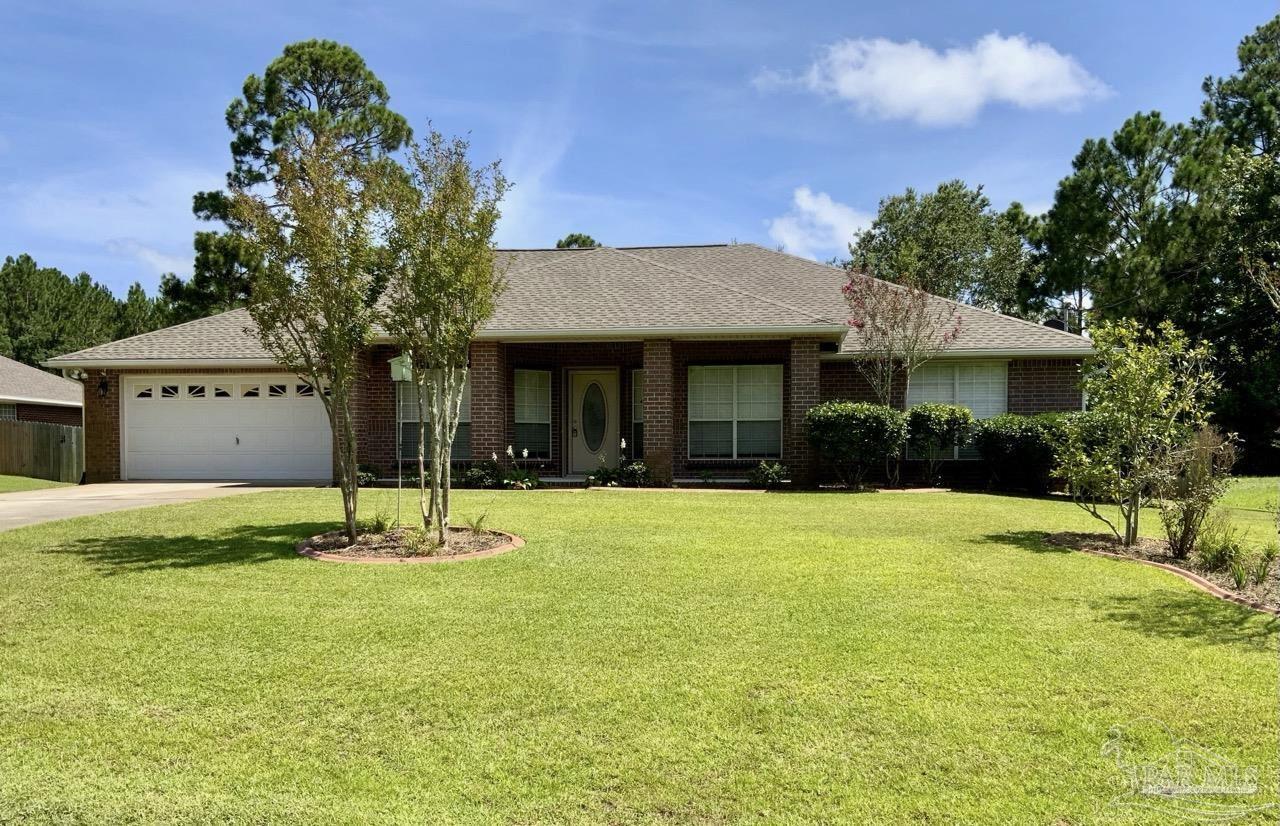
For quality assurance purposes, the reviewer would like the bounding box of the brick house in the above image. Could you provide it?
[0,354,83,427]
[45,244,1090,484]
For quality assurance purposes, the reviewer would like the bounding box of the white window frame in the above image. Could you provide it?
[687,364,784,460]
[631,369,645,457]
[905,360,1008,459]
[514,369,552,460]
[0,403,15,421]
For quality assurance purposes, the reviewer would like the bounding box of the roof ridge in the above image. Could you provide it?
[743,243,1091,345]
[612,247,840,326]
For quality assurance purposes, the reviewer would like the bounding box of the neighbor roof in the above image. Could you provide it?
[0,354,84,407]
[44,244,1091,367]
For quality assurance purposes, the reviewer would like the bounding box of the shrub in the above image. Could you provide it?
[1157,428,1237,559]
[504,466,540,490]
[459,460,502,489]
[748,461,789,490]
[972,413,1066,494]
[805,401,907,488]
[356,464,379,488]
[906,403,973,485]
[587,460,651,488]
[1252,544,1279,586]
[1194,509,1244,571]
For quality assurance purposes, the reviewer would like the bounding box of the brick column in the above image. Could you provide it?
[84,369,120,482]
[642,339,674,484]
[469,341,507,461]
[788,339,821,488]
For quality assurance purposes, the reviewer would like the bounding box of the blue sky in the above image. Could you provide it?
[0,0,1274,297]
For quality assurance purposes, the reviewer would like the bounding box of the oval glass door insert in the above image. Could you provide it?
[582,382,606,451]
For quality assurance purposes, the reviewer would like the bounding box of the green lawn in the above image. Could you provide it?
[0,487,1276,823]
[1224,476,1280,541]
[0,474,71,494]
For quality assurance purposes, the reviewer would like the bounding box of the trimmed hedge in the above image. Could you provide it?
[971,413,1070,494]
[805,401,907,487]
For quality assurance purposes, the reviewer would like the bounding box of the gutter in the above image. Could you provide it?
[42,358,287,371]
[0,394,83,408]
[819,347,1094,360]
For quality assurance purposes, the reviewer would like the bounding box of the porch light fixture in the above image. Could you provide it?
[97,372,110,398]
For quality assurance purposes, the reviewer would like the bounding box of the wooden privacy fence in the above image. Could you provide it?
[0,420,83,483]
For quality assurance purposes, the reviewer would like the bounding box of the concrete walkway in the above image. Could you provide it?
[0,481,316,531]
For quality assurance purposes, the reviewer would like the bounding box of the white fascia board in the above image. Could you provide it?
[819,347,1093,361]
[0,394,83,408]
[41,358,287,370]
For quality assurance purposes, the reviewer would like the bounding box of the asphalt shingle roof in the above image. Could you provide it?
[45,244,1091,366]
[0,354,84,406]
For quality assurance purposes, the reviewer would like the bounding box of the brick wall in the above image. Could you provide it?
[642,339,673,483]
[469,341,507,464]
[17,403,82,427]
[1007,358,1083,413]
[787,339,821,486]
[819,362,906,407]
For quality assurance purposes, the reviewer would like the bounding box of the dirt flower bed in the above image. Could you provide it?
[302,526,517,562]
[1046,531,1278,612]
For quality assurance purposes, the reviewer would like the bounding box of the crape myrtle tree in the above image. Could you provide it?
[1055,320,1218,547]
[231,132,388,544]
[164,40,410,321]
[384,130,508,547]
[842,272,962,407]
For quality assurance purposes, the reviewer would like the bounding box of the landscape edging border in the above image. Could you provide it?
[296,529,524,564]
[1079,547,1279,617]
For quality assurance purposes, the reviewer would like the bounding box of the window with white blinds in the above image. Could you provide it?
[514,369,552,459]
[0,403,15,421]
[631,369,645,460]
[398,377,471,461]
[905,361,1007,459]
[688,364,783,459]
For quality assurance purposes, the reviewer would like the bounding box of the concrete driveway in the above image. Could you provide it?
[0,482,316,531]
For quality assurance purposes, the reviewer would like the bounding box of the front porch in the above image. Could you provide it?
[361,338,826,485]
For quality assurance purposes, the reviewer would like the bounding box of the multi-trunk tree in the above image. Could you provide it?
[231,132,387,543]
[383,131,507,547]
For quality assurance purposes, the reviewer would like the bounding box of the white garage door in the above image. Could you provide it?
[123,376,333,480]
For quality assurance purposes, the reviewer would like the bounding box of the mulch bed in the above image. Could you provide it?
[1046,531,1279,614]
[298,526,521,564]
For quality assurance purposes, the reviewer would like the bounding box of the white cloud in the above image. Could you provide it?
[767,186,871,260]
[761,32,1108,126]
[104,238,191,276]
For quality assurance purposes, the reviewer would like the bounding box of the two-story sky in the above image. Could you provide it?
[0,0,1274,296]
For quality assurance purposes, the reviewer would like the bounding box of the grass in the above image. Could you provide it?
[1223,476,1280,542]
[0,486,1276,823]
[0,474,71,494]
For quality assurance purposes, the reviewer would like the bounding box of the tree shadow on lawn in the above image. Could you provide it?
[47,521,332,575]
[1091,590,1278,651]
[977,530,1069,553]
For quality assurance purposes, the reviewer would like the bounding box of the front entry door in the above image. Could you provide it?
[569,370,619,474]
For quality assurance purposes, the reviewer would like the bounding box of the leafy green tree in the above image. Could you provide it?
[847,180,1033,313]
[231,131,387,543]
[165,40,411,322]
[1055,320,1218,547]
[556,233,599,249]
[383,130,508,546]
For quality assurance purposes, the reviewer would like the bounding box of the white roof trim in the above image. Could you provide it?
[42,358,287,370]
[820,347,1093,361]
[0,393,83,408]
[466,324,850,341]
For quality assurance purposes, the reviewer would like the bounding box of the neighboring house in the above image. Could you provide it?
[0,354,83,426]
[45,244,1091,484]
